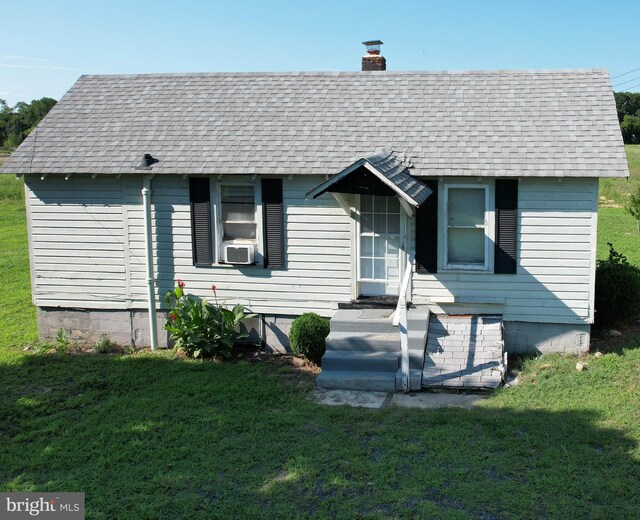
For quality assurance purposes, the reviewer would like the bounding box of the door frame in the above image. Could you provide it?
[353,194,409,298]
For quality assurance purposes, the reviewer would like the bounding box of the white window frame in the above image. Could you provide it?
[211,178,263,266]
[443,183,491,271]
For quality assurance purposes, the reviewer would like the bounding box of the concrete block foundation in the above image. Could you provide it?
[38,307,591,355]
[503,321,590,355]
[37,307,297,351]
[38,308,170,348]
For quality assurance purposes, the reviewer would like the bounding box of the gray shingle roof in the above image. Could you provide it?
[1,69,628,177]
[306,149,432,206]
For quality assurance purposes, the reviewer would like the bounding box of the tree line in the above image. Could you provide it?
[0,92,638,152]
[0,97,57,152]
[614,92,640,144]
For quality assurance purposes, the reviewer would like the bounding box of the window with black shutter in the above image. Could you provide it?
[494,179,518,274]
[262,178,285,269]
[415,180,438,273]
[189,177,213,265]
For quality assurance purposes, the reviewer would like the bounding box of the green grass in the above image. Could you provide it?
[597,145,640,266]
[0,175,37,348]
[0,174,639,518]
[600,144,640,205]
[597,207,640,265]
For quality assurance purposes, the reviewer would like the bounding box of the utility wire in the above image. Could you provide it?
[612,67,640,80]
[613,75,640,88]
[618,82,640,91]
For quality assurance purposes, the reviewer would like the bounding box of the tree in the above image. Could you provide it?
[614,92,640,123]
[0,97,57,151]
[625,183,640,234]
[621,114,640,145]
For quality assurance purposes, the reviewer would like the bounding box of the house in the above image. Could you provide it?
[1,43,628,391]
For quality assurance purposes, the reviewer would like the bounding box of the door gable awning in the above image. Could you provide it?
[305,149,432,207]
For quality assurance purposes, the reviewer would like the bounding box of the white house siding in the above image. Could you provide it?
[92,174,350,317]
[412,177,599,325]
[25,175,129,309]
[27,174,353,316]
[26,174,598,331]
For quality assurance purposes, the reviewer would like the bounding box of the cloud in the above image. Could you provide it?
[0,55,53,63]
[0,63,97,72]
[0,54,97,72]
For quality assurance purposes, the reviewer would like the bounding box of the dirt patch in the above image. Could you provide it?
[230,346,320,376]
[599,196,622,208]
[591,321,640,353]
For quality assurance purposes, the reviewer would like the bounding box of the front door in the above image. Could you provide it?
[358,195,402,296]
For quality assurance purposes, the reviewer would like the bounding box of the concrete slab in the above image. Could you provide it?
[391,392,488,409]
[358,309,393,320]
[314,389,388,408]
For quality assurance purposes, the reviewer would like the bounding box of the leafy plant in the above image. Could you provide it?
[164,280,255,359]
[594,243,640,328]
[289,312,329,365]
[94,335,118,354]
[33,328,70,354]
[53,328,69,352]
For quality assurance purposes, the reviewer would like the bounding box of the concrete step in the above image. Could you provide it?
[406,308,430,330]
[321,350,399,372]
[329,309,396,334]
[325,332,400,352]
[316,370,397,392]
[395,368,423,391]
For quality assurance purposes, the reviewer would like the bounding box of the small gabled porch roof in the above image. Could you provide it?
[305,149,432,207]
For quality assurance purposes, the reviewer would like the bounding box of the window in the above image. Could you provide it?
[220,185,257,242]
[189,177,286,269]
[445,186,488,269]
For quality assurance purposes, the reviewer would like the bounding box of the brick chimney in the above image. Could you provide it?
[362,40,386,71]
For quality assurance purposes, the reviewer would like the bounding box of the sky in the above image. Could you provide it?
[1,0,639,105]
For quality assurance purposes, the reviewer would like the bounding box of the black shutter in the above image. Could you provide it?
[262,178,285,269]
[495,179,518,274]
[189,178,213,265]
[416,180,438,273]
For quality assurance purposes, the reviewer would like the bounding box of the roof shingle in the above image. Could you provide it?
[1,69,629,177]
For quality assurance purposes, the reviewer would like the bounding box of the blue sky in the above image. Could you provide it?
[1,0,639,105]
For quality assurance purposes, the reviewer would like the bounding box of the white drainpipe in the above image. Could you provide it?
[142,176,158,350]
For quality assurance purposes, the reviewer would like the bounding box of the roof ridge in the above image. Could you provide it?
[77,68,609,81]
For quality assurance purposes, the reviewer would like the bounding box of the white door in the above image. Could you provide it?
[358,195,402,296]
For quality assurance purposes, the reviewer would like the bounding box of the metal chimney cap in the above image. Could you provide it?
[362,40,383,55]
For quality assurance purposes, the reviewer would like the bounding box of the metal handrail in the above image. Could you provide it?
[393,250,415,392]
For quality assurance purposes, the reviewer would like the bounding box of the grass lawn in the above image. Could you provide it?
[597,145,640,265]
[599,144,640,205]
[1,175,639,518]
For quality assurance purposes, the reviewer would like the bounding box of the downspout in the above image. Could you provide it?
[142,176,158,350]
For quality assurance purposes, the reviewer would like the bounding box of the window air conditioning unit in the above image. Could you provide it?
[223,242,255,265]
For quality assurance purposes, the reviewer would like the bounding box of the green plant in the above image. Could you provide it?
[164,281,254,359]
[289,312,329,365]
[594,243,640,328]
[33,328,70,354]
[93,335,118,354]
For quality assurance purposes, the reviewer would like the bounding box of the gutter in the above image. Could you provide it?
[142,176,158,350]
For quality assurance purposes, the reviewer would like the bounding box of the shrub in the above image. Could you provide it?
[289,312,330,365]
[594,243,640,328]
[164,280,255,359]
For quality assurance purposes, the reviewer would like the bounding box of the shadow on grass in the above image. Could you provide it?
[1,352,638,519]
